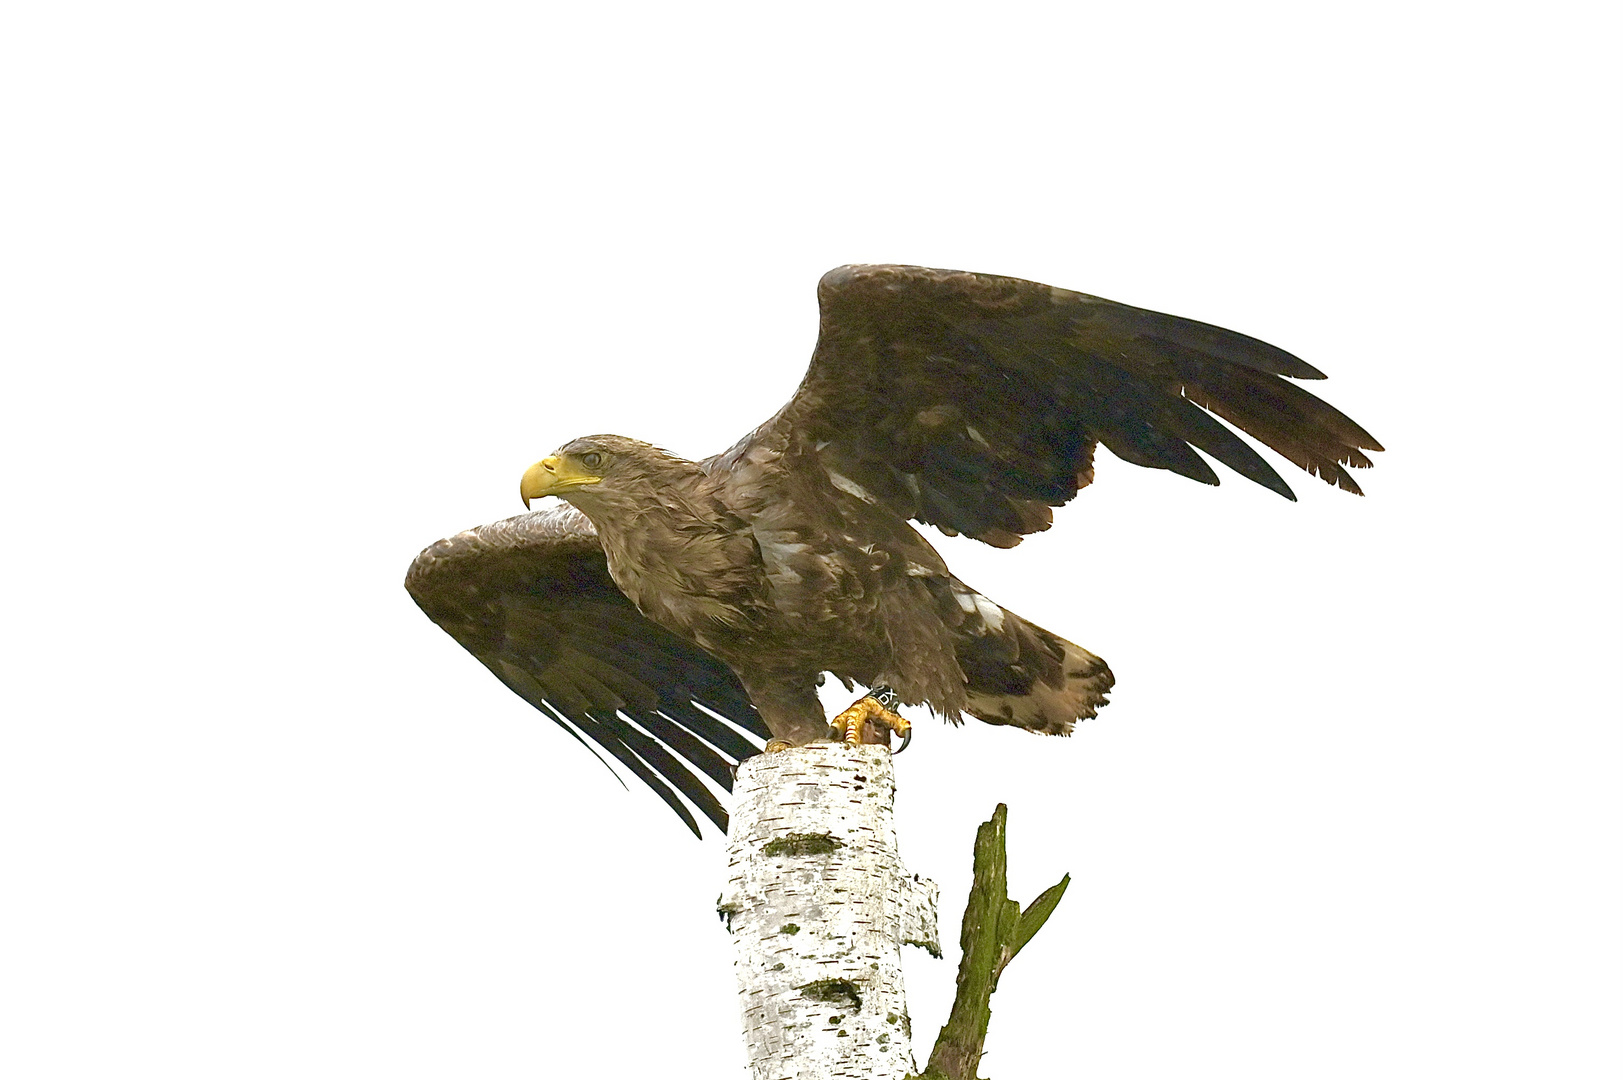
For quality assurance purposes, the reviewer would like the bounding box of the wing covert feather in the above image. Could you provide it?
[404,504,767,836]
[751,264,1381,545]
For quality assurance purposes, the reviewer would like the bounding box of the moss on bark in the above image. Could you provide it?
[910,804,1069,1080]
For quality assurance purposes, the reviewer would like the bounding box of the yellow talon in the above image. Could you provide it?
[763,739,795,753]
[831,695,911,752]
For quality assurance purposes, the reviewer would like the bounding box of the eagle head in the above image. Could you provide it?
[520,435,677,509]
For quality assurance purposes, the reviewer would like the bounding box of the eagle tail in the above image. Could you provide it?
[949,583,1114,734]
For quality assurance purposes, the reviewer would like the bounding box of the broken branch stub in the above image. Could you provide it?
[919,804,1070,1080]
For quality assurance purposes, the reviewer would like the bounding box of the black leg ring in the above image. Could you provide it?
[867,684,902,711]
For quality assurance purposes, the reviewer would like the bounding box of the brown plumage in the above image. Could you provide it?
[406,265,1382,835]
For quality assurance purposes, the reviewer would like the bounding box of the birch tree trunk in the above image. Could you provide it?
[718,744,940,1080]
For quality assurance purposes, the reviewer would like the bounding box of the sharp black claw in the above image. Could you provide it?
[895,727,912,754]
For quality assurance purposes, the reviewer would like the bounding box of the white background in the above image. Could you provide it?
[3,2,1619,1077]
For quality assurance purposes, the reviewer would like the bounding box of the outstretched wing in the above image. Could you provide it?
[751,264,1382,547]
[404,504,768,836]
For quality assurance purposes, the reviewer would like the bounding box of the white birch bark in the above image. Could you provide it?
[718,743,940,1080]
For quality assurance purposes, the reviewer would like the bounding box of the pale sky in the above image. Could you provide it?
[4,3,1620,1077]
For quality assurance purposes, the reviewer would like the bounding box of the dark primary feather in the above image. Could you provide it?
[404,504,768,836]
[748,264,1383,545]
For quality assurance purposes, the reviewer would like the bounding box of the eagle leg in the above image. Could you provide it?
[830,686,912,753]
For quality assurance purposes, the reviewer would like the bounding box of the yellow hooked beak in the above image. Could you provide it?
[520,455,603,507]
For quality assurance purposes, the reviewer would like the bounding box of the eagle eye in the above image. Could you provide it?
[580,452,603,470]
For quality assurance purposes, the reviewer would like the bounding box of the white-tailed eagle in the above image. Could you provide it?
[406,265,1380,835]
